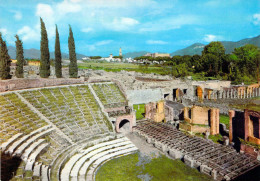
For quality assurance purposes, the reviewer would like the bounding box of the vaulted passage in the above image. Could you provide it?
[119,119,130,133]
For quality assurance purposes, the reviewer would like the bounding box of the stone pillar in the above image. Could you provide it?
[210,108,219,135]
[244,109,249,141]
[184,107,189,120]
[219,91,222,99]
[218,90,222,99]
[258,87,260,97]
[230,89,233,99]
[229,110,235,143]
[259,118,260,139]
[243,89,246,99]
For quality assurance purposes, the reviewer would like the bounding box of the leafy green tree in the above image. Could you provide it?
[68,25,78,78]
[15,35,24,78]
[39,17,50,78]
[201,42,225,76]
[232,44,259,76]
[55,25,62,78]
[202,41,225,57]
[90,56,102,59]
[0,33,11,79]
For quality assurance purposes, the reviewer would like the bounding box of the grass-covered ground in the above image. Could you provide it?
[133,104,145,120]
[78,62,169,75]
[219,114,230,129]
[96,152,213,181]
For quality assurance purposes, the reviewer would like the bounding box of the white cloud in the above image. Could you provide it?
[14,11,22,20]
[81,27,93,33]
[0,28,7,36]
[86,40,113,51]
[109,17,139,31]
[36,4,55,38]
[70,0,82,2]
[139,15,199,32]
[96,40,113,46]
[253,13,260,25]
[203,34,223,42]
[36,4,54,18]
[0,28,15,45]
[17,26,39,42]
[146,40,168,45]
[57,1,82,15]
[78,0,156,8]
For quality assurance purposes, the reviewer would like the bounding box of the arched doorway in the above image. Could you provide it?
[119,119,130,133]
[115,114,135,133]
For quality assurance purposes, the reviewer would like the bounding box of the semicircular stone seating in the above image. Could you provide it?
[0,83,137,181]
[60,137,138,181]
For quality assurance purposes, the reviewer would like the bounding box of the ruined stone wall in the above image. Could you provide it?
[191,106,209,125]
[0,78,85,92]
[126,89,163,105]
[179,122,210,134]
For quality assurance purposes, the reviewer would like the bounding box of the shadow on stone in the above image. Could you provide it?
[1,152,22,181]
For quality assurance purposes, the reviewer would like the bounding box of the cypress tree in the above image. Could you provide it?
[0,33,11,79]
[15,35,24,78]
[39,17,50,78]
[68,25,78,78]
[55,25,62,78]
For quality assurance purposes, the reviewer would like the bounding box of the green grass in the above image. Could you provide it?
[78,62,170,75]
[133,104,145,120]
[96,152,213,181]
[195,133,223,144]
[208,134,223,143]
[220,114,230,129]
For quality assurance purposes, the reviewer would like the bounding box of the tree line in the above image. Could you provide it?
[0,17,78,80]
[136,42,260,84]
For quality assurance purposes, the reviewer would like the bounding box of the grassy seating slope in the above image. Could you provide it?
[92,83,127,108]
[0,93,48,145]
[20,85,113,142]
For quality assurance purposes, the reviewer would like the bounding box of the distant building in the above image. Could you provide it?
[11,59,17,66]
[28,60,41,66]
[144,52,170,58]
[82,57,90,60]
[101,54,121,62]
[119,48,122,56]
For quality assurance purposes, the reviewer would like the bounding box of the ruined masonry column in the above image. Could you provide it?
[218,91,221,99]
[230,89,233,99]
[229,110,235,143]
[258,87,260,97]
[227,90,230,98]
[243,89,246,99]
[244,109,249,141]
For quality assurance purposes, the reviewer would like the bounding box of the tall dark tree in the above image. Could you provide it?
[0,33,11,79]
[15,35,24,78]
[55,25,62,78]
[68,25,78,78]
[39,17,50,78]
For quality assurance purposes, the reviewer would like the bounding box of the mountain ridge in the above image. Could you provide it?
[7,46,87,60]
[123,35,260,58]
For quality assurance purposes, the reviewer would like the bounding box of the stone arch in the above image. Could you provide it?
[115,114,135,133]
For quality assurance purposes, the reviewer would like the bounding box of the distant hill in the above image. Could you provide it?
[7,46,87,60]
[123,51,150,58]
[170,43,205,56]
[171,35,260,56]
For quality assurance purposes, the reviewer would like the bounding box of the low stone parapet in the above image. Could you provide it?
[0,78,85,92]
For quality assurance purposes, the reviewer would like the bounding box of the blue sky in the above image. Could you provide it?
[0,0,259,56]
